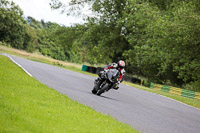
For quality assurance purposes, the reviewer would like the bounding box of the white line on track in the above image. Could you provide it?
[3,54,33,77]
[125,84,200,111]
[158,94,200,111]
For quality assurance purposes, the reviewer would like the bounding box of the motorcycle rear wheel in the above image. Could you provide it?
[97,83,108,96]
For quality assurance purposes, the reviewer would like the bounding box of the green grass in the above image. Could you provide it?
[124,82,200,109]
[0,55,138,133]
[0,45,97,77]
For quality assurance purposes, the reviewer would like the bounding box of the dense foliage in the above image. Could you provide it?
[122,0,200,90]
[0,0,37,52]
[0,0,199,91]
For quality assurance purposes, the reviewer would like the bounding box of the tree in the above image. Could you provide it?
[51,0,131,64]
[51,24,85,62]
[122,0,200,90]
[0,0,37,51]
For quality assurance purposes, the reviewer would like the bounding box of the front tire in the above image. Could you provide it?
[91,87,97,94]
[97,83,109,96]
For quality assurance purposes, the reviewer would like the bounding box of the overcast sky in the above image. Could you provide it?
[10,0,85,26]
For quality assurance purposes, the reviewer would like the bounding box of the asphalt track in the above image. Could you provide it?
[5,55,200,133]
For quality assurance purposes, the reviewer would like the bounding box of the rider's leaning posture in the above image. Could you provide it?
[95,60,126,90]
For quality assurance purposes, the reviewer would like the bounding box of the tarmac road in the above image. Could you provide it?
[7,55,200,133]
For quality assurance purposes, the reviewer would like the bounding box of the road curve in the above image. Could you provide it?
[8,55,200,133]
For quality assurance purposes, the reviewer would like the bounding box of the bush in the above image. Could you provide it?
[143,80,150,87]
[184,81,200,92]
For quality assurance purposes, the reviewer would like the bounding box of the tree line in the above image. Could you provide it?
[0,0,199,91]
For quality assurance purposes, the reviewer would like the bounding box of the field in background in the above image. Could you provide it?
[0,45,96,77]
[0,45,199,109]
[0,45,82,68]
[0,55,137,132]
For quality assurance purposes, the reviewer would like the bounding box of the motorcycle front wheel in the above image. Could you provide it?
[91,87,97,94]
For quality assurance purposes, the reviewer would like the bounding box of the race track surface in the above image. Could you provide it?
[8,55,200,133]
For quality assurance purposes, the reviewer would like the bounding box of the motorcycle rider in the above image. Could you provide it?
[95,60,126,90]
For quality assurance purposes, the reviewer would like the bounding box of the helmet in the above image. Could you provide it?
[118,60,125,69]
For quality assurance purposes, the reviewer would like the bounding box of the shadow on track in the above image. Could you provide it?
[99,95,118,101]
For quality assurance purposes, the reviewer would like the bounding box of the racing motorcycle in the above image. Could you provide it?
[91,69,120,96]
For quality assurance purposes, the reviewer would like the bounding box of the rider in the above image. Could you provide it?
[95,60,126,90]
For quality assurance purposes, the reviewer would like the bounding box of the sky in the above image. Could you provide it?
[10,0,85,26]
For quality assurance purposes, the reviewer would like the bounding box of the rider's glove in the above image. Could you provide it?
[104,69,108,73]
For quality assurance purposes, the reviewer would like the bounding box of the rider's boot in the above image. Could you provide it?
[113,83,119,90]
[94,77,101,86]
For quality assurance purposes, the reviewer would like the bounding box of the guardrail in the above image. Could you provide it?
[82,65,104,74]
[150,82,200,100]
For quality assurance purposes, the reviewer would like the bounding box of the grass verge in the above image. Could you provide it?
[0,45,97,77]
[124,82,200,109]
[1,45,199,110]
[0,55,138,133]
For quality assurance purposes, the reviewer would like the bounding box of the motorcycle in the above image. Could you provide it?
[91,69,120,96]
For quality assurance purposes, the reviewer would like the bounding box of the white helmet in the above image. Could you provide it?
[118,60,125,69]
